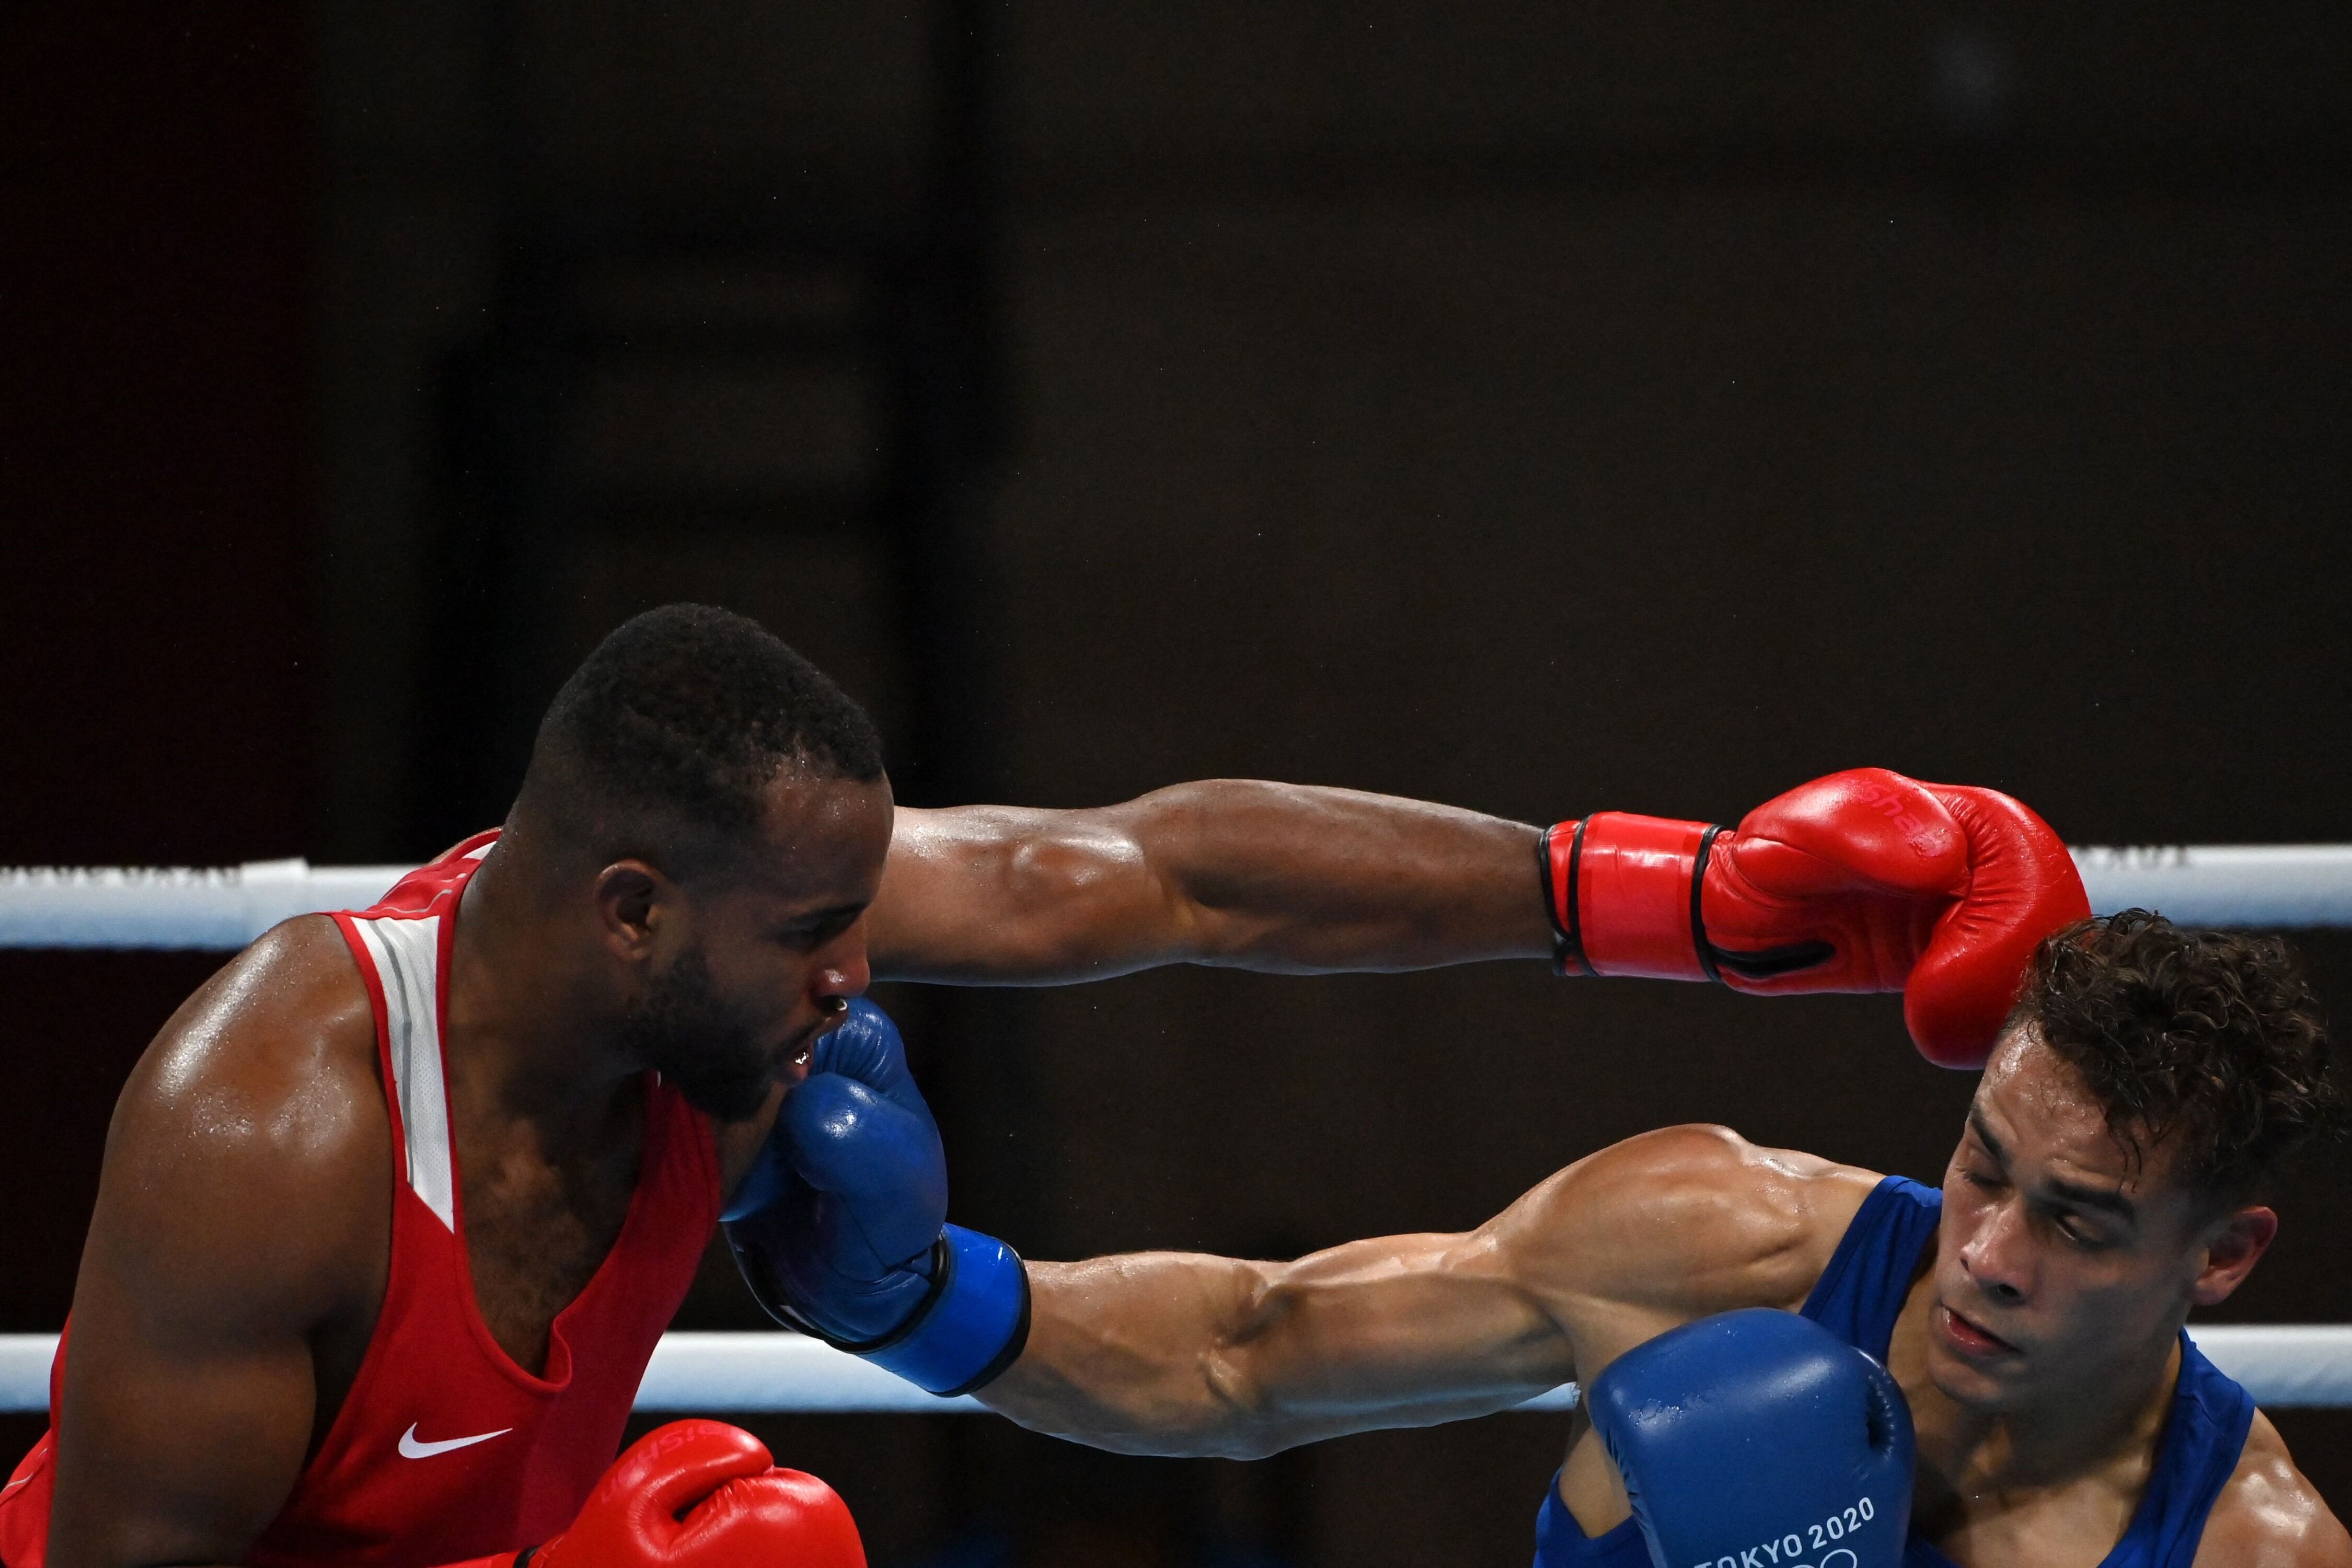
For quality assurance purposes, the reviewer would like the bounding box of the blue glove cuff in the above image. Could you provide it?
[855,1224,1030,1397]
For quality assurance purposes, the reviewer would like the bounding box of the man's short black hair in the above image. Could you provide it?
[524,604,884,860]
[2011,910,2344,1207]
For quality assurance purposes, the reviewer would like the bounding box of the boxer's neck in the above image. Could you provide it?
[444,839,645,1153]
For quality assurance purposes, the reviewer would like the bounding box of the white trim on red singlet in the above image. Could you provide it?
[351,914,456,1232]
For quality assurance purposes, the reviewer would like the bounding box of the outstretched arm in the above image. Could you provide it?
[979,1228,1574,1459]
[863,770,2088,1069]
[719,999,1881,1465]
[866,780,1550,984]
[975,1126,1873,1459]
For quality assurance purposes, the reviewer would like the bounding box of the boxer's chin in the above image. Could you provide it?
[1923,1313,2033,1410]
[619,945,774,1122]
[1924,1339,2000,1409]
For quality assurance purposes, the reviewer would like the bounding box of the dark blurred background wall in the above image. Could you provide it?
[0,0,316,1466]
[4,3,2349,1563]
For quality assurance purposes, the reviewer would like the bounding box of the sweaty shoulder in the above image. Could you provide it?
[94,916,389,1322]
[1494,1124,1882,1342]
[2194,1412,2352,1567]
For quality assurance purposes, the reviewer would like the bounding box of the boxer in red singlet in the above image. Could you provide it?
[6,834,744,1567]
[1,605,2086,1568]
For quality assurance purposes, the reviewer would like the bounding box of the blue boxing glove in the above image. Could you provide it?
[721,999,1029,1397]
[1588,1309,1913,1568]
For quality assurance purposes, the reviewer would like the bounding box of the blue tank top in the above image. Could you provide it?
[1531,1175,2254,1568]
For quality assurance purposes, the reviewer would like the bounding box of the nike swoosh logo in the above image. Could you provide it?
[398,1422,512,1459]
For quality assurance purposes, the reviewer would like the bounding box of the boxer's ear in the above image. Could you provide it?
[593,859,673,961]
[2189,1205,2277,1307]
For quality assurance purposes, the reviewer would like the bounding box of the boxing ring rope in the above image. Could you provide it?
[2,846,2351,950]
[0,861,414,950]
[4,847,2349,1414]
[0,1327,2346,1415]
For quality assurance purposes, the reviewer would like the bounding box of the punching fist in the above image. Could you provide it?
[447,1421,864,1568]
[1589,1311,1912,1568]
[723,1000,1030,1397]
[1543,769,2089,1066]
[723,998,951,1342]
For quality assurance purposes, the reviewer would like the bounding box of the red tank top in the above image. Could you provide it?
[0,832,721,1568]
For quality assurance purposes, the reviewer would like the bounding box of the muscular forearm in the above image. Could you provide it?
[977,1253,1285,1457]
[869,780,1551,984]
[979,1237,1572,1460]
[1136,782,1550,971]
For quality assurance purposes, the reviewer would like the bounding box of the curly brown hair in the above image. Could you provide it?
[2010,909,2344,1206]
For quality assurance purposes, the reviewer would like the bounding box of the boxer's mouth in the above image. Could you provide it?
[1936,1303,2020,1358]
[775,1024,823,1084]
[780,1001,855,1077]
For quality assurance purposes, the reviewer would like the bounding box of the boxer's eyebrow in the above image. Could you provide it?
[1966,1110,2008,1165]
[2044,1179,2135,1219]
[785,900,867,921]
[1969,1111,2135,1218]
[775,900,866,930]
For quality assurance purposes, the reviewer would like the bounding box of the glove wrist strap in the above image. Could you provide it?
[1554,812,1724,981]
[751,1225,1031,1398]
[1538,821,1594,977]
[859,1224,1031,1396]
[736,1226,1030,1397]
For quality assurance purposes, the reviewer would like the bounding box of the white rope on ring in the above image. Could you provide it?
[2,848,2350,950]
[0,862,411,950]
[2070,845,2352,931]
[0,1327,2348,1415]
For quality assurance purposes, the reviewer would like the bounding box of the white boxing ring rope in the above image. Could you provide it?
[4,846,2352,951]
[0,861,415,951]
[4,846,2350,1414]
[0,1328,2345,1415]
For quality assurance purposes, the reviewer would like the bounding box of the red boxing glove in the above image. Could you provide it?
[444,1421,866,1568]
[1542,768,2090,1068]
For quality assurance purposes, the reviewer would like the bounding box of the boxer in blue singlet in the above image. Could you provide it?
[1535,1175,2262,1567]
[768,912,2349,1567]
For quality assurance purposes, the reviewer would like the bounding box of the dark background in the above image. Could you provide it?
[4,4,2348,1563]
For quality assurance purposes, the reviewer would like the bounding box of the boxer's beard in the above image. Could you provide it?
[618,943,772,1122]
